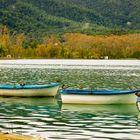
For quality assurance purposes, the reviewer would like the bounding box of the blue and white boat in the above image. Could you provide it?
[61,89,140,104]
[0,83,60,97]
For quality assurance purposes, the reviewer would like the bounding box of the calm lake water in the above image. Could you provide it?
[0,59,140,140]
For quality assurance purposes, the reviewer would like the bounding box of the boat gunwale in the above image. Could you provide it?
[61,89,140,95]
[0,83,60,89]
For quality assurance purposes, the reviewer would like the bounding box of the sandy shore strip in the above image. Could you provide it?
[0,132,46,140]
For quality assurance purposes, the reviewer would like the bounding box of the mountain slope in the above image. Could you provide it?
[0,0,139,36]
[61,0,140,29]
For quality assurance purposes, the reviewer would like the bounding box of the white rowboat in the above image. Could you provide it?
[0,83,60,97]
[61,89,140,104]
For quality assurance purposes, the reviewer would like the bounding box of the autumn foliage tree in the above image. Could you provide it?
[0,26,140,59]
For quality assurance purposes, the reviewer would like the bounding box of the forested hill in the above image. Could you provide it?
[0,0,140,36]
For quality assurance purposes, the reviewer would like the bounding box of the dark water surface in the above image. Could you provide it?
[0,61,140,139]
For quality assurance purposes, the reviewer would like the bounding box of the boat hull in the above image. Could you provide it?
[61,93,137,104]
[0,85,60,97]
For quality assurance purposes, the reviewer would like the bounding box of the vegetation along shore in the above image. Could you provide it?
[0,26,140,59]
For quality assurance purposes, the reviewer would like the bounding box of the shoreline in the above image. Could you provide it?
[0,59,140,70]
[0,132,45,140]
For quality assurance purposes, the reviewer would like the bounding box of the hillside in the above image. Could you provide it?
[62,0,140,29]
[0,0,140,36]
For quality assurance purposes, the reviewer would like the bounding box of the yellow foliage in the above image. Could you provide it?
[0,26,140,59]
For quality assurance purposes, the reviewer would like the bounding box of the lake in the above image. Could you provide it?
[0,59,140,140]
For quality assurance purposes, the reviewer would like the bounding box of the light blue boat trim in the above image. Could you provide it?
[0,83,60,89]
[62,89,140,95]
[137,97,140,101]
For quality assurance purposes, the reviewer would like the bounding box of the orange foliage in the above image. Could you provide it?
[0,26,140,59]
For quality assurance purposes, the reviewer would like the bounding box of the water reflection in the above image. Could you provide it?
[62,104,138,115]
[0,97,58,106]
[61,104,140,140]
[0,97,140,139]
[0,97,61,139]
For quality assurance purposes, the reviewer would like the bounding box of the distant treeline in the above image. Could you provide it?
[0,26,140,59]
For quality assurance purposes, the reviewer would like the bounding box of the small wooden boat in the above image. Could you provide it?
[61,89,140,104]
[0,83,60,97]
